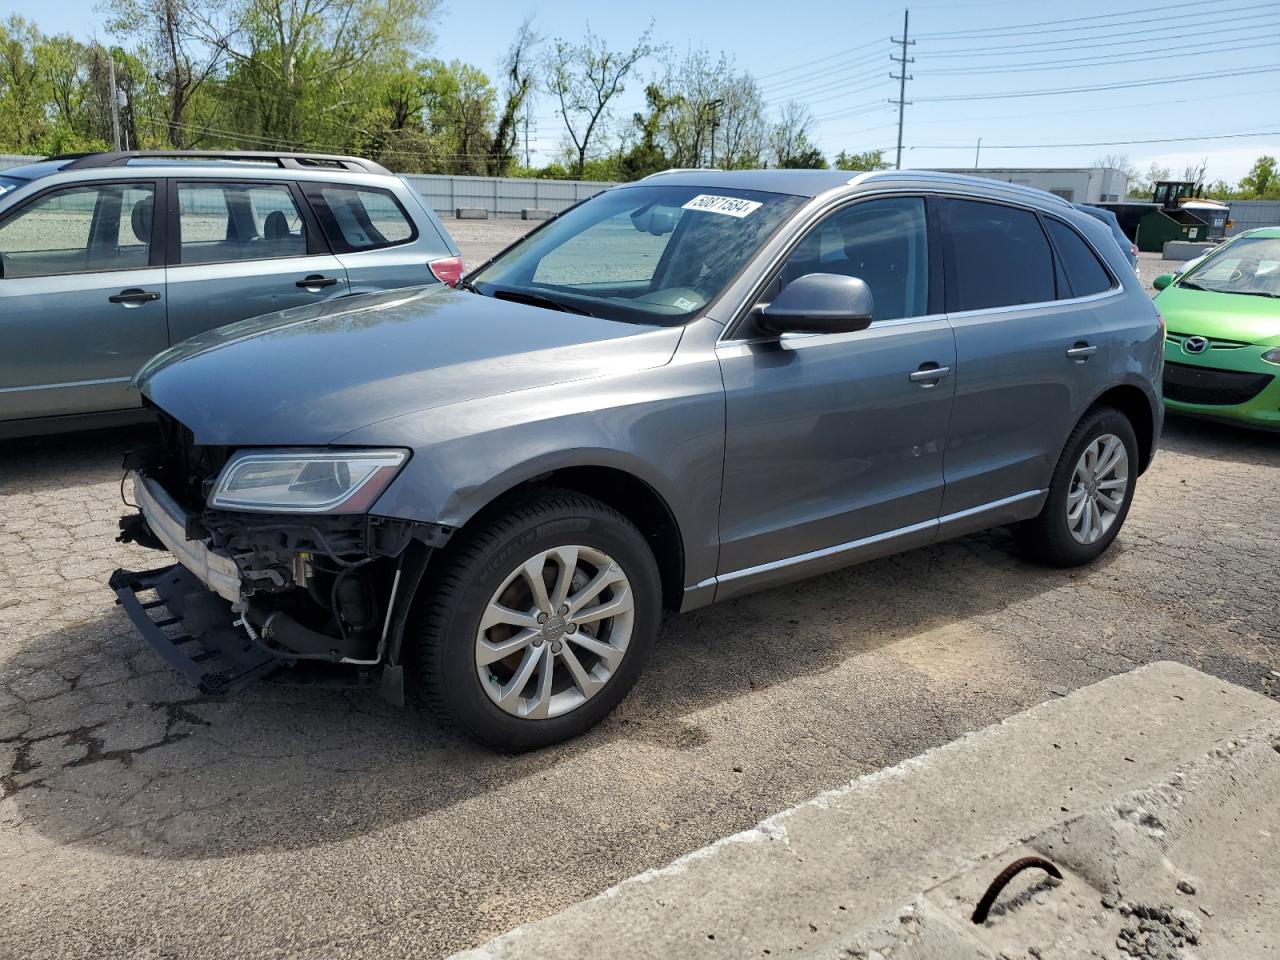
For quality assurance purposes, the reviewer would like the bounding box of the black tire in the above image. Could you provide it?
[1015,405,1139,567]
[408,488,661,750]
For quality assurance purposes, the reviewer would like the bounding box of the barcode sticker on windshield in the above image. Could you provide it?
[681,195,762,218]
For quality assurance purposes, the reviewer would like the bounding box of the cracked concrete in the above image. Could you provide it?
[0,238,1276,958]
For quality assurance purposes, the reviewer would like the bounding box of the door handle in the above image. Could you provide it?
[1066,343,1098,360]
[297,275,339,289]
[108,288,161,305]
[909,364,951,384]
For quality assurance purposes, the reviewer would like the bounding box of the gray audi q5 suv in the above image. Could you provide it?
[113,168,1164,748]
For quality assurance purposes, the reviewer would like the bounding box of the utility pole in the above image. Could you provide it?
[107,50,122,152]
[974,137,982,169]
[522,101,532,168]
[705,98,724,168]
[889,9,914,170]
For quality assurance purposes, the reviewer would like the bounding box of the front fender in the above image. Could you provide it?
[354,353,727,590]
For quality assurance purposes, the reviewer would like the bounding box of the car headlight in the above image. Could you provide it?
[1263,347,1280,365]
[208,449,408,513]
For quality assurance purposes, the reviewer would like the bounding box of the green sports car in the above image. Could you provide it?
[1153,227,1280,430]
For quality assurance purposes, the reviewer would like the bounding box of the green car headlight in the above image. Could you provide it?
[209,449,408,513]
[1263,347,1280,365]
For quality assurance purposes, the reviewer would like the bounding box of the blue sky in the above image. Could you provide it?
[22,0,1280,182]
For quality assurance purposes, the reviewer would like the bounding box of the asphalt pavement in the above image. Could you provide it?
[0,230,1275,959]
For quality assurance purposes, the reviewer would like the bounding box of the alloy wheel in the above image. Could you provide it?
[475,545,634,719]
[1066,433,1129,545]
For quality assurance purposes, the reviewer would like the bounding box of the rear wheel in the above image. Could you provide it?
[409,489,661,750]
[1015,405,1138,567]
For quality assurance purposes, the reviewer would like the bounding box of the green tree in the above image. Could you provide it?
[1238,155,1278,199]
[834,149,887,172]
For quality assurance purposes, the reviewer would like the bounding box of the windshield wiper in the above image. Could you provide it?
[1177,280,1206,290]
[457,278,483,294]
[492,288,595,317]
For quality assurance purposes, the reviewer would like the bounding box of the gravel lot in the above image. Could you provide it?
[1,231,1275,960]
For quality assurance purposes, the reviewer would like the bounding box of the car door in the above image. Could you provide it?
[299,181,439,291]
[938,197,1112,519]
[0,179,166,420]
[714,195,956,599]
[164,179,351,344]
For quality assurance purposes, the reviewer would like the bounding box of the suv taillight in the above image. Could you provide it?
[429,256,464,287]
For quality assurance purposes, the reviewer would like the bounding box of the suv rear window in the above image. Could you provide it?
[303,183,416,253]
[1045,217,1114,298]
[942,198,1055,311]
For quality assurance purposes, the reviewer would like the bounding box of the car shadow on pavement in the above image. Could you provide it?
[1160,414,1279,468]
[1,523,1102,862]
[0,424,154,496]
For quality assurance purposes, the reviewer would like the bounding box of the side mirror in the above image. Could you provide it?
[758,273,875,335]
[1152,273,1174,290]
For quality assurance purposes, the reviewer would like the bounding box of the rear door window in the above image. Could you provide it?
[302,183,417,252]
[1045,217,1114,298]
[176,182,309,265]
[941,198,1056,311]
[0,182,156,277]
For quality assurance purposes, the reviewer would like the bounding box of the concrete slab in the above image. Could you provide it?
[452,662,1280,960]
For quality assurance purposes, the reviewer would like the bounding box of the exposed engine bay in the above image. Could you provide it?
[111,411,449,699]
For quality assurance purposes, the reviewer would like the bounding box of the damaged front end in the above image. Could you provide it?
[111,413,448,701]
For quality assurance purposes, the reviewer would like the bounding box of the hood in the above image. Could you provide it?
[1154,283,1280,346]
[138,287,683,445]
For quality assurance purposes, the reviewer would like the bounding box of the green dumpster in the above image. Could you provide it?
[1135,207,1210,253]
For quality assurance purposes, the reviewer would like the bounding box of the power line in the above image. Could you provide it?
[915,0,1245,38]
[906,128,1280,150]
[755,34,890,80]
[761,50,890,95]
[919,11,1280,57]
[915,63,1280,102]
[924,34,1280,75]
[762,67,892,106]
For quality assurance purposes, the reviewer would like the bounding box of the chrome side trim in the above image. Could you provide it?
[718,518,936,585]
[937,489,1044,524]
[135,474,242,603]
[708,489,1044,588]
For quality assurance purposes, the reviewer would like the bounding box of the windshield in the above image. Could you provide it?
[0,175,27,199]
[1179,236,1280,298]
[468,184,805,324]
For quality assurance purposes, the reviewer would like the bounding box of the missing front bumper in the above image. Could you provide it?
[109,565,285,695]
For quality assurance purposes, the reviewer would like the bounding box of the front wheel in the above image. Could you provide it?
[408,489,661,750]
[1015,405,1139,567]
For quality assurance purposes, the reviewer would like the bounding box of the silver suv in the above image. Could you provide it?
[0,151,461,438]
[112,169,1164,749]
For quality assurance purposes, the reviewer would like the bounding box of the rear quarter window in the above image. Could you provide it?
[1045,217,1114,298]
[304,183,417,253]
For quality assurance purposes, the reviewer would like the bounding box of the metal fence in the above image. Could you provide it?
[0,155,614,218]
[402,173,615,218]
[0,153,39,171]
[1226,200,1280,235]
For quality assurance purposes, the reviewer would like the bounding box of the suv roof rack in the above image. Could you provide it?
[54,150,391,176]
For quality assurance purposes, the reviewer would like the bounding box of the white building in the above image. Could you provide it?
[935,167,1129,204]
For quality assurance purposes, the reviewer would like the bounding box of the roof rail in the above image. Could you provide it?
[55,151,391,176]
[639,168,722,180]
[856,169,1076,210]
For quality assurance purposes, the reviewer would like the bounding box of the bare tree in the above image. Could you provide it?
[546,22,655,178]
[1093,152,1137,180]
[1182,156,1209,185]
[488,16,538,175]
[105,0,234,148]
